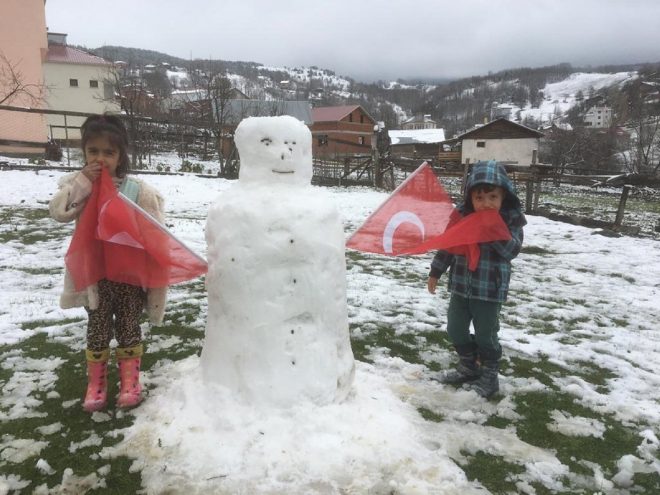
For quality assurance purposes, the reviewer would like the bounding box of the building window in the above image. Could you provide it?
[360,115,364,123]
[69,79,79,87]
[358,136,364,145]
[318,135,328,146]
[89,80,99,88]
[348,113,353,122]
[476,141,486,148]
[103,82,114,100]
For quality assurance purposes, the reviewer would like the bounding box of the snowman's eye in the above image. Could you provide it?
[261,137,272,146]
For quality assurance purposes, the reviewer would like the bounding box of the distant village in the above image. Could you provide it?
[2,0,659,180]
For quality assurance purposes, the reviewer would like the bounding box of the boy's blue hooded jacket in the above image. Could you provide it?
[429,160,526,302]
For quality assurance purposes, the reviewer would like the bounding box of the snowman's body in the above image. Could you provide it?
[202,116,355,406]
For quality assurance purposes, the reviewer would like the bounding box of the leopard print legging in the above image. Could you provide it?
[86,279,146,351]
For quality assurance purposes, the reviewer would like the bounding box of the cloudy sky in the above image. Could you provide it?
[45,0,660,82]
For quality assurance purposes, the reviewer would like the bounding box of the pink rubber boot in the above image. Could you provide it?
[116,345,143,408]
[83,349,109,412]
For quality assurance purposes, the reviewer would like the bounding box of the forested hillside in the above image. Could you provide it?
[88,44,659,145]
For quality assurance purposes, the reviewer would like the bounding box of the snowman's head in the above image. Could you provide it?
[235,116,312,186]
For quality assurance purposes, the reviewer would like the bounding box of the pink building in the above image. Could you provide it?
[0,0,49,155]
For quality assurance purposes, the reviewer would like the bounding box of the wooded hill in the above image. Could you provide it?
[87,45,658,136]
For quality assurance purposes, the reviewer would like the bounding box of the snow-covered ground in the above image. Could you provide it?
[1,167,659,493]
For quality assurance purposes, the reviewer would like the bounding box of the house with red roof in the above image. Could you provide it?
[43,32,119,140]
[310,105,376,157]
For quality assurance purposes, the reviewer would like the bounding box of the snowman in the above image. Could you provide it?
[202,115,355,406]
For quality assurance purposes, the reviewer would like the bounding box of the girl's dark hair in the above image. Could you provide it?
[80,114,131,177]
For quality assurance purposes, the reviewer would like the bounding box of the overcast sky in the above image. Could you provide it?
[45,0,660,82]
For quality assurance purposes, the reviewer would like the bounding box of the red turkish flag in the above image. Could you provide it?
[346,162,511,270]
[65,168,207,291]
[401,209,511,270]
[346,162,456,255]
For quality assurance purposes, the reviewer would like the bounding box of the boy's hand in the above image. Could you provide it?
[427,276,439,294]
[81,162,103,182]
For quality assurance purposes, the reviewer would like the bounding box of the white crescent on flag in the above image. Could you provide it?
[346,161,456,255]
[382,211,425,254]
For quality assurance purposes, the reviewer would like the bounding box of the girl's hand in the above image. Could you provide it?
[81,161,103,182]
[427,276,438,294]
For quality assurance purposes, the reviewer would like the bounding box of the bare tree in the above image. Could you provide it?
[206,71,237,175]
[0,51,45,105]
[617,78,660,175]
[104,68,156,169]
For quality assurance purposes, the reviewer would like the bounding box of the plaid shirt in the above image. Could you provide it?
[429,161,526,302]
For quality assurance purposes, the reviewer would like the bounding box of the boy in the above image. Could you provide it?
[427,160,526,398]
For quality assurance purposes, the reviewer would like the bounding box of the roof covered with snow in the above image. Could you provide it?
[389,128,446,145]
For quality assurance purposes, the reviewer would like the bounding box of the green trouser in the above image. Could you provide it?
[446,293,502,361]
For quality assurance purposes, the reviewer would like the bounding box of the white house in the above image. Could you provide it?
[490,102,516,121]
[42,33,120,141]
[583,106,612,128]
[457,118,543,166]
[401,114,437,130]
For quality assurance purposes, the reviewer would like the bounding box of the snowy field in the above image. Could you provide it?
[1,168,660,494]
[516,72,636,125]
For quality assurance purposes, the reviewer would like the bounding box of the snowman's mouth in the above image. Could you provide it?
[272,169,294,174]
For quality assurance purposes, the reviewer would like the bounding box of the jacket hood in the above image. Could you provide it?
[464,160,521,212]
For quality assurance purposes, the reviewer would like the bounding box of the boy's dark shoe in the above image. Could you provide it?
[439,360,481,385]
[469,360,499,398]
[437,343,481,385]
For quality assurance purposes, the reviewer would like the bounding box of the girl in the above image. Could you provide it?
[49,114,167,412]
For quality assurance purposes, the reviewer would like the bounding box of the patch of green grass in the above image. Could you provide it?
[608,272,636,284]
[0,332,143,492]
[521,245,555,256]
[484,415,512,429]
[557,336,582,346]
[564,315,591,328]
[21,317,83,331]
[610,317,629,327]
[506,356,564,388]
[511,390,654,489]
[461,451,528,494]
[545,296,570,305]
[571,360,616,387]
[0,282,207,493]
[527,321,557,335]
[416,329,452,348]
[0,207,70,244]
[350,323,422,364]
[0,265,62,275]
[417,407,444,422]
